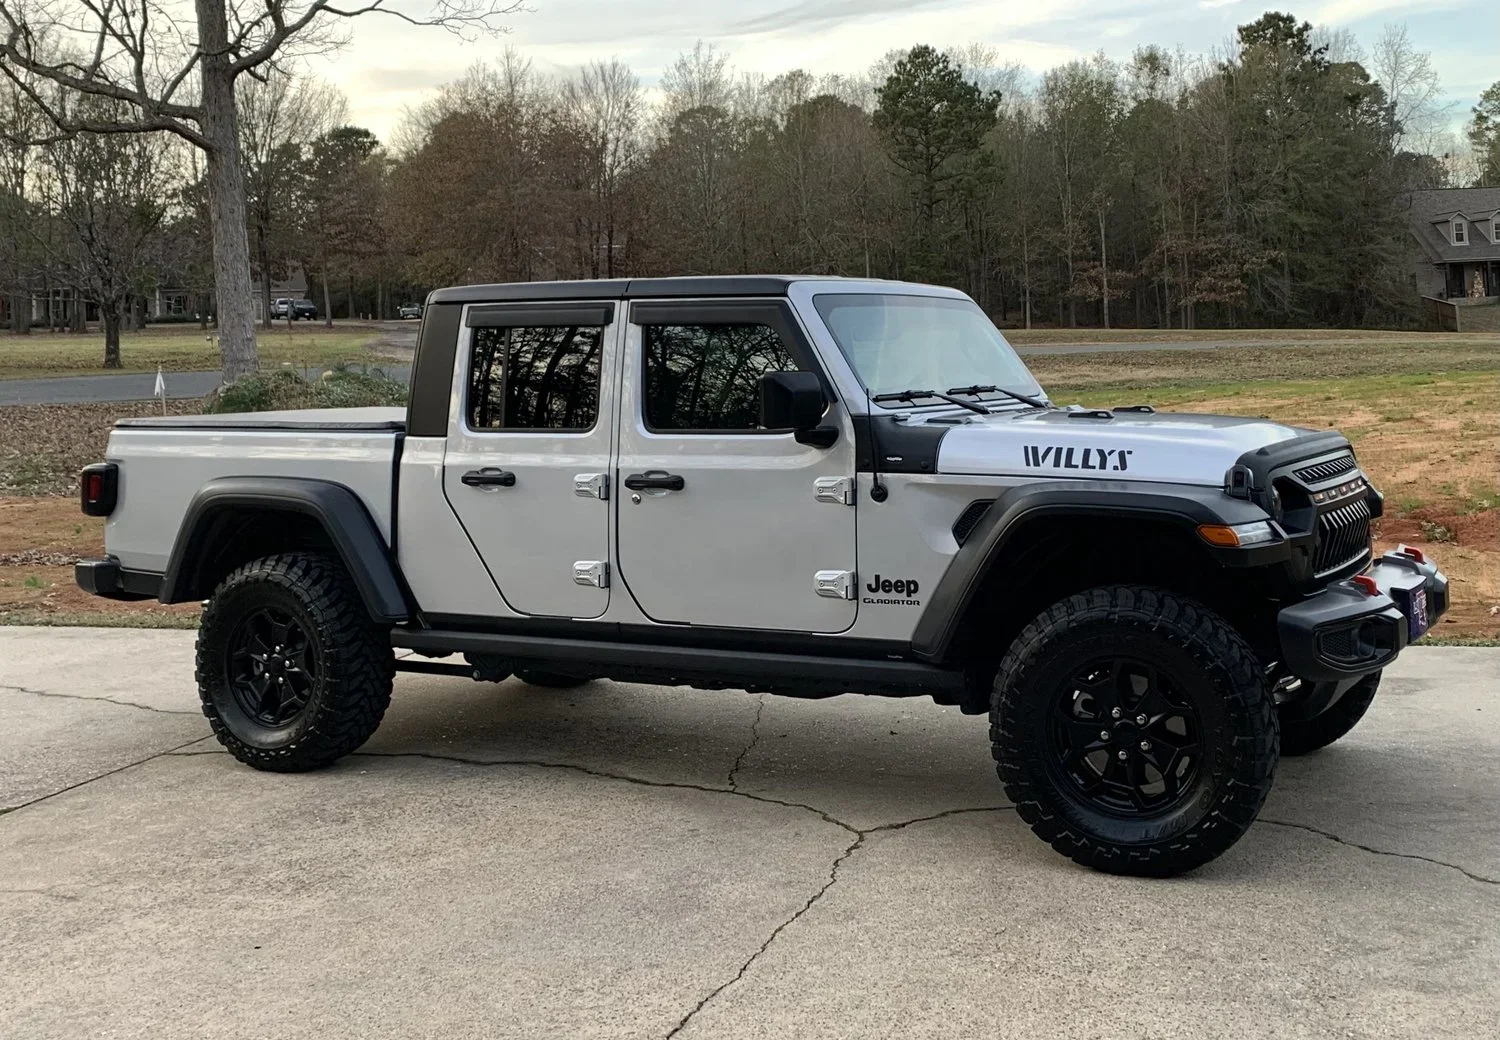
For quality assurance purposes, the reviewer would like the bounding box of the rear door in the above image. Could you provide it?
[443,302,618,619]
[614,298,858,633]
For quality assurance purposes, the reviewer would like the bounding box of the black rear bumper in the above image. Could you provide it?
[75,557,163,602]
[1277,548,1448,682]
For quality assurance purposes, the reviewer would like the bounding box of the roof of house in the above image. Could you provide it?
[1409,187,1500,262]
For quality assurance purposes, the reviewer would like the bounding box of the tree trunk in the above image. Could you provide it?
[198,292,209,330]
[103,301,122,369]
[1099,210,1110,330]
[197,0,258,382]
[10,292,28,334]
[321,264,333,329]
[256,223,272,329]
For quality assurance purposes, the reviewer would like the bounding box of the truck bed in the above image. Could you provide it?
[104,407,405,574]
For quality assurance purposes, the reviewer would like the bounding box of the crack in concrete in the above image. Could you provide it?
[664,805,1011,1038]
[0,887,81,903]
[1260,818,1499,886]
[726,696,765,792]
[0,683,198,716]
[348,748,1009,1038]
[1,734,215,820]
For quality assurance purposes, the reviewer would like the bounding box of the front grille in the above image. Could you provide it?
[952,500,994,545]
[1296,454,1357,484]
[1313,497,1372,575]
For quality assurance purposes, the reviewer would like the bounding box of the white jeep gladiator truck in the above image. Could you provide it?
[76,276,1447,876]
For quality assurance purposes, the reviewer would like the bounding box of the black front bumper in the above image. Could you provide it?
[1277,548,1449,682]
[75,557,163,602]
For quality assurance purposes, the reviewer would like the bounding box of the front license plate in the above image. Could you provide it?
[1404,587,1430,639]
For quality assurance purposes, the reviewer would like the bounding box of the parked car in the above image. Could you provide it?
[398,303,423,319]
[74,275,1446,877]
[270,298,316,320]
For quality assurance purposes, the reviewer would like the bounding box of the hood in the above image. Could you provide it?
[934,408,1310,486]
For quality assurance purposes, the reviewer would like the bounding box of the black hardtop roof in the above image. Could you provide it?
[427,275,845,305]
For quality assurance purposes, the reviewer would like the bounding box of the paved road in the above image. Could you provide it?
[1,630,1495,1038]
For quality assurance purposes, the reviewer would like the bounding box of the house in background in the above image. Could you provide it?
[250,262,309,322]
[1409,187,1500,330]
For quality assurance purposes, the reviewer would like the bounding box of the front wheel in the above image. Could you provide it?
[992,586,1278,877]
[196,552,393,772]
[1278,671,1380,756]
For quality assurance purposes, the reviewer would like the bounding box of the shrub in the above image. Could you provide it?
[206,365,408,414]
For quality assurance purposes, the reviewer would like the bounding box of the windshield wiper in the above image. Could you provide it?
[946,384,1050,409]
[870,389,990,415]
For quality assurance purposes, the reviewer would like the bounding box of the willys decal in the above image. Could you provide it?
[1023,446,1134,472]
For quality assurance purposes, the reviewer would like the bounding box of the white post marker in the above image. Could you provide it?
[154,364,167,415]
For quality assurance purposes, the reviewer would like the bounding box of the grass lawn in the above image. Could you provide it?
[1006,326,1500,346]
[0,321,397,380]
[0,330,1495,637]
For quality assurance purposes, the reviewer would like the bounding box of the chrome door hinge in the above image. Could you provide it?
[573,560,609,588]
[574,473,609,500]
[814,569,855,600]
[814,476,855,506]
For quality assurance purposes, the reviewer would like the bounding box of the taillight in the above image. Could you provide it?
[80,463,118,516]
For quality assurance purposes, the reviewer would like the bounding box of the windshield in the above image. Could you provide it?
[813,294,1042,407]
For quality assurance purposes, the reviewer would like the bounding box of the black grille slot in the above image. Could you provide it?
[1296,454,1356,484]
[1317,627,1357,661]
[952,500,994,545]
[1313,497,1372,575]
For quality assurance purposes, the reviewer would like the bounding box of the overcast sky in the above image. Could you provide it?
[309,0,1494,143]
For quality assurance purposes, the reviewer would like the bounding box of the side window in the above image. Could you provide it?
[468,325,603,431]
[642,323,799,431]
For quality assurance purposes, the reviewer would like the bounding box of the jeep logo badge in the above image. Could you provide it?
[863,574,921,606]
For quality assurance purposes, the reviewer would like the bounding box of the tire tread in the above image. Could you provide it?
[990,585,1278,877]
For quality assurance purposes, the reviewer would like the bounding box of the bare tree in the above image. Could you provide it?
[1370,24,1449,154]
[239,68,344,325]
[33,96,176,366]
[563,59,641,277]
[0,0,520,381]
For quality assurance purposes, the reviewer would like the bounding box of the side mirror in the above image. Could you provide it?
[759,370,826,431]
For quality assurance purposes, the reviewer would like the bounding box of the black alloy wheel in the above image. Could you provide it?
[227,607,321,728]
[1047,657,1203,816]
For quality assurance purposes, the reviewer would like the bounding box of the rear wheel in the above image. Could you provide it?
[1278,671,1380,756]
[992,586,1278,877]
[196,552,393,772]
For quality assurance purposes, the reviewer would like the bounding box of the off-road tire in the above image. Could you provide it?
[992,586,1278,877]
[1278,671,1380,756]
[513,668,590,689]
[196,552,393,772]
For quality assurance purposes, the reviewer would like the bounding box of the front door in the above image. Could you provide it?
[443,302,618,619]
[614,299,858,633]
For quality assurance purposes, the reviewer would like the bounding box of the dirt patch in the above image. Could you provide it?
[0,498,200,626]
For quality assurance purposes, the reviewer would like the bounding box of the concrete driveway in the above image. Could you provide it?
[1,629,1496,1039]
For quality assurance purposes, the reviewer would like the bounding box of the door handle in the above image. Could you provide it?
[461,468,517,488]
[623,472,685,492]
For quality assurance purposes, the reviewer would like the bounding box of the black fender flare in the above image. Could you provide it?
[910,480,1278,663]
[160,477,410,623]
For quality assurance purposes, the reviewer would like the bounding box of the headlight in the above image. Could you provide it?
[1197,521,1279,548]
